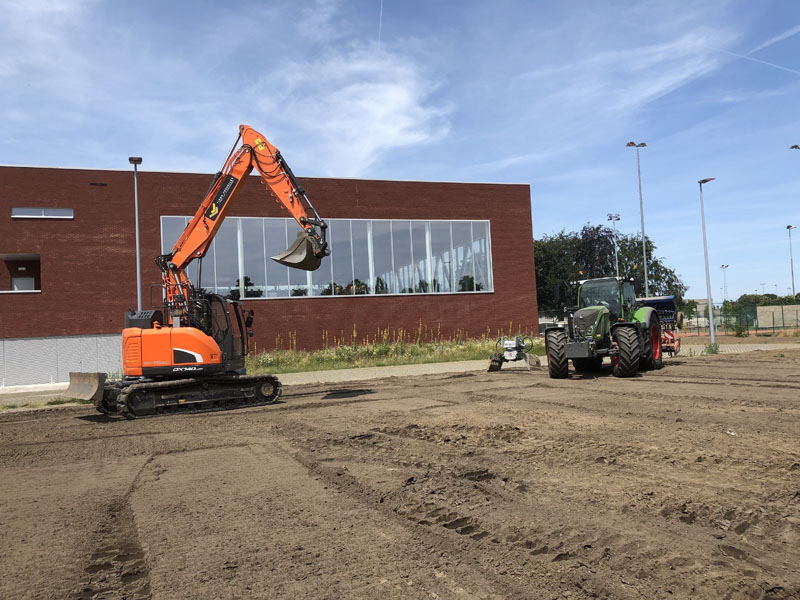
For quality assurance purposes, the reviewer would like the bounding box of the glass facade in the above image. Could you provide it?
[160,217,494,299]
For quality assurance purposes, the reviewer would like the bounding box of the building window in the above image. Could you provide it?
[161,217,494,299]
[1,254,41,293]
[11,207,74,219]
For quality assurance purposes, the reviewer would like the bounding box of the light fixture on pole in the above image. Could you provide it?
[788,225,797,297]
[720,264,729,302]
[698,177,716,344]
[607,213,620,278]
[129,156,143,312]
[626,141,649,296]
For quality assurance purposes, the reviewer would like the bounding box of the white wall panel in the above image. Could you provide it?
[1,334,122,386]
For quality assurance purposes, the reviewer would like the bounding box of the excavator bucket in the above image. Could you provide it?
[66,372,107,402]
[271,232,323,271]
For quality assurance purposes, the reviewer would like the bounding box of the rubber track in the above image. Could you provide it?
[116,374,282,420]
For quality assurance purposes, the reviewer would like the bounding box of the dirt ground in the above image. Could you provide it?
[1,348,799,600]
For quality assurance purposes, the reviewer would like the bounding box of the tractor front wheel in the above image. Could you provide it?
[546,330,569,379]
[612,327,640,378]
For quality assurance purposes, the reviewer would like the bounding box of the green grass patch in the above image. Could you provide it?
[46,397,92,406]
[247,334,545,375]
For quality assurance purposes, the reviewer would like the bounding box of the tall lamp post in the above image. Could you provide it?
[720,264,729,302]
[626,141,649,296]
[607,213,620,278]
[698,178,716,344]
[129,157,143,311]
[788,225,797,297]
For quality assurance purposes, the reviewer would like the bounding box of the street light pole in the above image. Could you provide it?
[129,157,143,311]
[698,178,716,344]
[607,213,620,278]
[627,141,649,296]
[720,264,729,302]
[787,225,796,297]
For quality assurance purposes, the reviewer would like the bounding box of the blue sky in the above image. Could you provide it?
[2,0,799,302]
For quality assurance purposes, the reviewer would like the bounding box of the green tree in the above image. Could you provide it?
[534,225,688,311]
[534,229,581,311]
[227,275,264,301]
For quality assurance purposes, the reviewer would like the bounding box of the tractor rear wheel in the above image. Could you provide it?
[612,327,640,378]
[546,330,569,379]
[639,316,664,371]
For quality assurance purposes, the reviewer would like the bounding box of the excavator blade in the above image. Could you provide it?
[66,372,107,402]
[271,232,323,271]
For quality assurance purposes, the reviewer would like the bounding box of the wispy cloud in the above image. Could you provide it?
[258,45,451,177]
[0,0,450,176]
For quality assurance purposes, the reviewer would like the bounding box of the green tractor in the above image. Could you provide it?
[544,277,664,378]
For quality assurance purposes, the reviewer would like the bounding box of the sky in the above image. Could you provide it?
[2,0,799,302]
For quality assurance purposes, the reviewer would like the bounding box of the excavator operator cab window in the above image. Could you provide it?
[229,301,247,357]
[206,294,231,346]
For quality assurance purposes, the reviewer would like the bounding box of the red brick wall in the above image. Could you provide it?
[0,167,538,349]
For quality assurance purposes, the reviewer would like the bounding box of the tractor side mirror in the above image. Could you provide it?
[245,309,254,328]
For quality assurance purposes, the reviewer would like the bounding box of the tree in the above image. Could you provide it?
[534,229,581,311]
[227,275,264,301]
[534,224,688,311]
[458,275,484,292]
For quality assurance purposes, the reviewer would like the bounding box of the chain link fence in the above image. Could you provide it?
[684,304,800,336]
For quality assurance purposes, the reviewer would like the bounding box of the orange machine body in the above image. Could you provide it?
[122,326,223,377]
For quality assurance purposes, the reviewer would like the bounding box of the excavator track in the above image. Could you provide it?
[112,374,282,420]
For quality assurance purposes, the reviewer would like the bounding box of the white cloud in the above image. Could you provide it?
[256,46,451,177]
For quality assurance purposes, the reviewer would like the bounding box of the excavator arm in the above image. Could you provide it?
[157,124,329,324]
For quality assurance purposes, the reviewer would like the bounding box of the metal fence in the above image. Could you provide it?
[681,304,800,336]
[0,334,122,387]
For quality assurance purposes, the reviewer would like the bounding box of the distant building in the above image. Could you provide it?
[0,166,538,385]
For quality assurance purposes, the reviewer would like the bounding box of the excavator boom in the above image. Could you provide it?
[67,125,330,418]
[161,124,329,324]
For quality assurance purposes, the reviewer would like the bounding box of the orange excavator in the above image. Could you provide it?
[67,125,329,418]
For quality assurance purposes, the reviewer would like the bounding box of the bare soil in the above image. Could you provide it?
[1,349,799,599]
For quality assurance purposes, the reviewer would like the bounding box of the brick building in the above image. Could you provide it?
[0,165,538,385]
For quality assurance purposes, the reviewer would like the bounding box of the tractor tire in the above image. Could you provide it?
[612,327,640,378]
[639,316,664,371]
[546,330,569,379]
[572,357,603,372]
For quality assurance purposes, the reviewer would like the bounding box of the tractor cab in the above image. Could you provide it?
[578,277,637,321]
[579,278,622,319]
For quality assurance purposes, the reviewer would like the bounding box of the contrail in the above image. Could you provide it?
[748,23,800,55]
[378,0,384,47]
[710,44,800,77]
